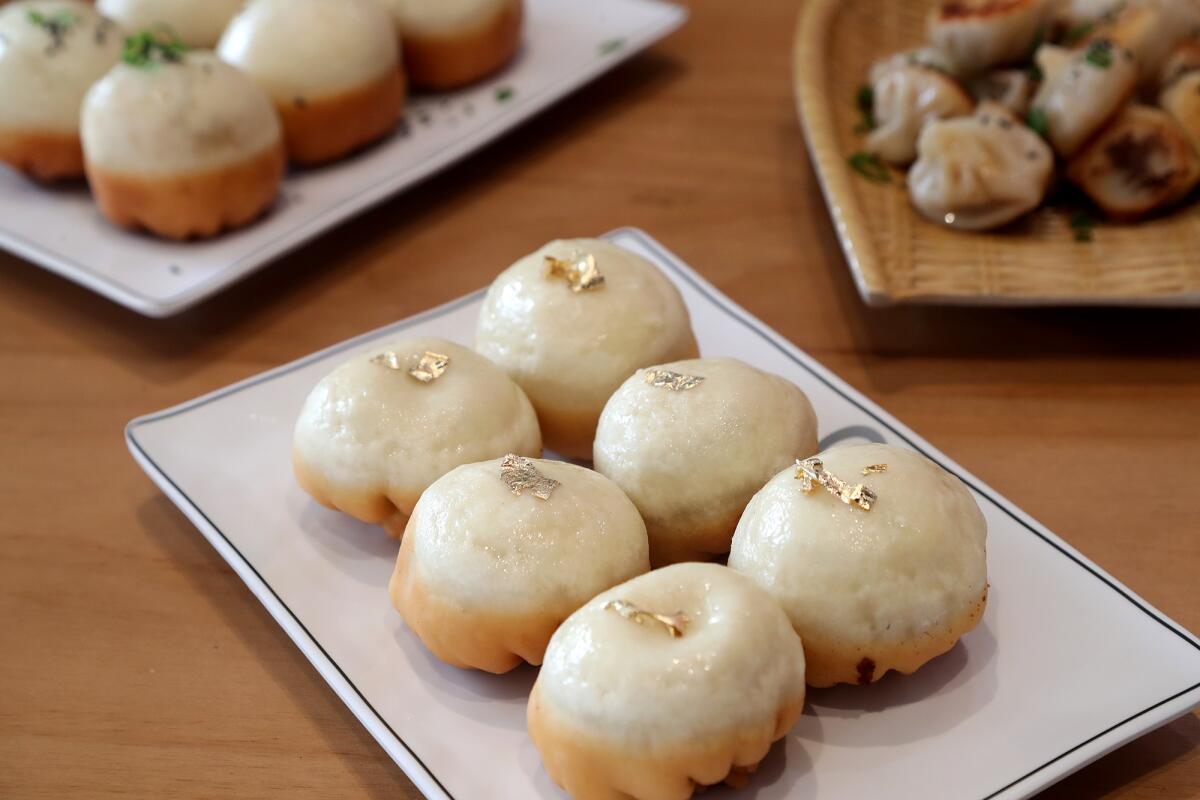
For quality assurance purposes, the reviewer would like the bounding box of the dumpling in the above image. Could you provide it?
[1159,39,1200,90]
[1066,105,1200,219]
[1161,70,1200,152]
[1057,0,1126,28]
[1034,43,1073,79]
[865,64,973,165]
[927,0,1054,76]
[969,69,1038,115]
[908,102,1054,231]
[1029,40,1137,157]
[1084,0,1200,88]
[869,47,959,83]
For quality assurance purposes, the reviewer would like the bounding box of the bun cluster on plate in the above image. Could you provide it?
[291,237,992,799]
[0,0,525,238]
[853,0,1200,231]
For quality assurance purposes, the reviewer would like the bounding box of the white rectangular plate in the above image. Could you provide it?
[0,0,685,318]
[127,228,1200,800]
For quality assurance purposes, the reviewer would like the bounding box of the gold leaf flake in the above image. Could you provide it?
[544,252,605,293]
[643,369,705,392]
[499,454,559,500]
[861,464,889,475]
[795,457,878,511]
[604,599,688,638]
[371,350,450,383]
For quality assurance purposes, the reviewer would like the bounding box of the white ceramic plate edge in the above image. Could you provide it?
[125,227,1200,799]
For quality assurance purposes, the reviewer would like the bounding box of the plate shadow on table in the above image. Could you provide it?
[1035,710,1200,799]
[134,494,412,800]
[0,50,686,389]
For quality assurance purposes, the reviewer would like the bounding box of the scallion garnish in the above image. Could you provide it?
[848,152,890,183]
[1062,21,1094,46]
[1069,211,1096,242]
[1085,40,1113,69]
[1026,107,1049,139]
[854,84,876,133]
[122,29,186,68]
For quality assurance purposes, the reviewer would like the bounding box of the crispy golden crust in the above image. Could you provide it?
[0,129,85,181]
[85,141,285,240]
[802,585,988,688]
[402,0,523,90]
[292,447,418,539]
[389,527,569,673]
[527,682,805,800]
[277,68,406,166]
[1066,105,1200,221]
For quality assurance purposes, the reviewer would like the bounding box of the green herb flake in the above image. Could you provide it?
[27,8,77,54]
[598,38,624,56]
[848,152,891,183]
[27,10,76,29]
[1025,23,1047,63]
[1069,211,1096,242]
[495,86,514,102]
[854,84,876,133]
[1085,40,1113,69]
[1062,21,1095,46]
[121,29,186,68]
[1026,107,1049,139]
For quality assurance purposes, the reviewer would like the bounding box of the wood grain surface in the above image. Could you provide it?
[1,1,1197,797]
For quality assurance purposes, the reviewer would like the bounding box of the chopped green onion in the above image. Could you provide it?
[495,86,514,102]
[1085,40,1113,69]
[122,29,186,68]
[848,152,890,183]
[1026,107,1049,139]
[854,84,876,133]
[598,38,624,55]
[1069,211,1096,242]
[1062,21,1095,45]
[28,10,76,29]
[1025,23,1047,63]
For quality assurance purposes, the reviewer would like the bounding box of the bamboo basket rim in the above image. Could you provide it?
[792,0,1200,308]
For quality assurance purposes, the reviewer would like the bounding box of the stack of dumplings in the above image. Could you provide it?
[292,237,991,800]
[859,0,1200,230]
[0,0,525,239]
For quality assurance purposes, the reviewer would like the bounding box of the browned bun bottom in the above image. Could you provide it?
[0,129,85,181]
[402,0,523,90]
[277,68,406,166]
[86,140,285,240]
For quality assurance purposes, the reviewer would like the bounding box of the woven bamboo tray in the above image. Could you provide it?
[794,0,1200,306]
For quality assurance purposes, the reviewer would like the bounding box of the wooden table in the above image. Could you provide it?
[2,1,1198,797]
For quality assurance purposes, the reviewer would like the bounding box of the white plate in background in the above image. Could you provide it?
[0,0,685,317]
[127,228,1200,799]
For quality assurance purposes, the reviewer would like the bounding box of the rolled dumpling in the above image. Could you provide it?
[927,0,1054,76]
[865,64,973,166]
[1066,105,1200,219]
[1057,0,1126,28]
[1161,70,1200,152]
[1084,0,1200,88]
[1029,40,1137,157]
[1159,40,1200,90]
[908,102,1054,231]
[869,47,959,83]
[969,69,1038,115]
